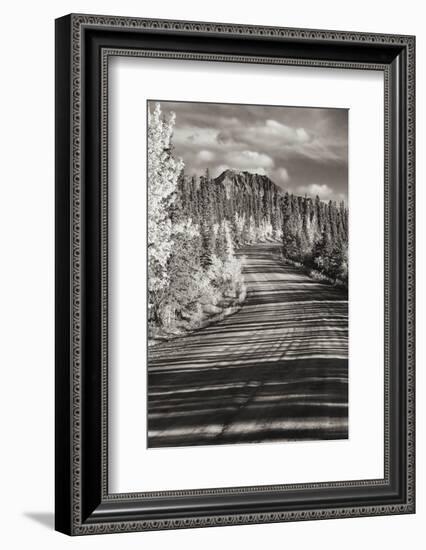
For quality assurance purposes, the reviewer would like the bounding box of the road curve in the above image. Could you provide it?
[147,243,348,448]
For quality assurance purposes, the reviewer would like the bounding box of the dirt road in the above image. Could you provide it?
[147,243,348,448]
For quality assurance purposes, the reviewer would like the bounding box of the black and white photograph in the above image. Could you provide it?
[49,7,416,540]
[147,100,349,448]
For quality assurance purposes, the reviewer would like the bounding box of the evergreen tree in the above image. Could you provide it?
[282,193,302,260]
[327,241,347,282]
[189,175,199,223]
[315,195,323,235]
[215,221,228,260]
[163,221,203,323]
[233,212,245,247]
[311,227,332,273]
[223,219,235,260]
[328,200,337,244]
[200,219,215,268]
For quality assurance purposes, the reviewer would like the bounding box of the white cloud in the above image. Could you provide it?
[173,127,219,148]
[224,150,274,170]
[298,183,334,200]
[264,119,310,144]
[275,167,290,183]
[197,150,215,162]
[296,127,310,142]
[297,183,346,202]
[222,120,345,163]
[245,167,267,175]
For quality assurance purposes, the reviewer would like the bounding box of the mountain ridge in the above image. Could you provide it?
[213,168,305,203]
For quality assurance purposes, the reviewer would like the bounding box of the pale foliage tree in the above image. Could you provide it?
[222,219,234,260]
[247,215,257,243]
[147,103,184,319]
[233,212,246,246]
[258,219,273,241]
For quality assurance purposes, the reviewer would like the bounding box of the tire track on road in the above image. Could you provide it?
[148,243,348,447]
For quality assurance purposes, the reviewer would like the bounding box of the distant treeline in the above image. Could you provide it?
[176,169,349,284]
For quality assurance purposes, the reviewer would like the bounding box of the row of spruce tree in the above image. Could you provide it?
[148,103,348,332]
[175,169,348,283]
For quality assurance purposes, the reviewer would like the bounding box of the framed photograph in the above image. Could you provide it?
[55,14,415,535]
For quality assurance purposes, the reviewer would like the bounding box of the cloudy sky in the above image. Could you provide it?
[151,100,348,203]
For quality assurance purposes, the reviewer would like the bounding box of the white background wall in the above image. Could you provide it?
[0,0,422,548]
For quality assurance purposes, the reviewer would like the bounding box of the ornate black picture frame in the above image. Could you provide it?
[55,13,415,535]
